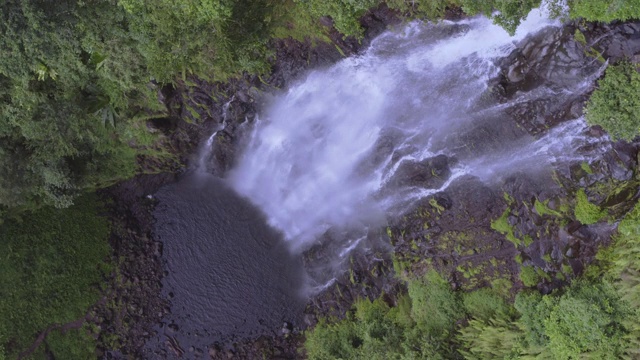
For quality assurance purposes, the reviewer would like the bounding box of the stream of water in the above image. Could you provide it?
[227,8,604,254]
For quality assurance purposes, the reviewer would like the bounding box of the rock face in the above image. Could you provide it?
[383,19,640,296]
[488,20,640,136]
[389,155,451,189]
[304,18,640,337]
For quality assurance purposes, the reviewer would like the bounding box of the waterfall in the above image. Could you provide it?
[196,96,234,172]
[227,7,604,253]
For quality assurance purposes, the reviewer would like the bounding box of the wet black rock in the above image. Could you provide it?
[390,155,451,189]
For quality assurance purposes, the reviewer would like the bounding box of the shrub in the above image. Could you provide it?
[574,188,605,224]
[304,315,362,360]
[601,202,640,358]
[46,326,97,360]
[409,270,464,335]
[585,62,640,141]
[305,271,464,359]
[293,0,379,38]
[544,281,630,359]
[460,0,542,35]
[519,266,541,287]
[515,281,631,359]
[462,287,513,321]
[570,0,640,22]
[457,317,525,359]
[514,291,552,347]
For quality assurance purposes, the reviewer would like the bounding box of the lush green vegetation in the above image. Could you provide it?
[569,0,640,22]
[516,281,630,359]
[307,200,640,359]
[574,188,606,224]
[306,267,635,359]
[596,201,640,359]
[585,62,640,141]
[305,271,470,360]
[0,0,162,212]
[0,0,320,214]
[0,194,111,358]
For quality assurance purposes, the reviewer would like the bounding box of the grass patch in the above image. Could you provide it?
[429,198,445,214]
[0,194,111,358]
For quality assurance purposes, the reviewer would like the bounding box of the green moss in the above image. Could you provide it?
[491,208,520,246]
[393,256,410,279]
[574,189,605,225]
[580,162,594,174]
[519,266,541,287]
[503,192,515,205]
[491,208,511,233]
[429,198,445,214]
[523,235,534,247]
[574,29,587,46]
[534,199,562,217]
[515,253,524,264]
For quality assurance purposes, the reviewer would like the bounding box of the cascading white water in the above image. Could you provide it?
[228,7,603,252]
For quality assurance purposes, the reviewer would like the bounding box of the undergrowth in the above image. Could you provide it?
[0,194,111,359]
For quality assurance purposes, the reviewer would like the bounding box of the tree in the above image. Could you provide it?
[585,62,640,141]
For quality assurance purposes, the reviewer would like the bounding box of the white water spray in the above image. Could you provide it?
[228,8,601,252]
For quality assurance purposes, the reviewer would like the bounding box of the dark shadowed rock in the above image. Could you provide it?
[389,155,451,189]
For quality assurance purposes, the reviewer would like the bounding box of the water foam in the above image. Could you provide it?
[227,9,597,252]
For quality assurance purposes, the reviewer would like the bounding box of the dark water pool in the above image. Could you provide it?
[147,173,306,357]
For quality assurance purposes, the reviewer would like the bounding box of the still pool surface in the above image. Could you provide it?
[149,172,306,357]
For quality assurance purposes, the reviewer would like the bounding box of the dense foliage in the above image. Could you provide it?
[305,271,471,360]
[0,0,317,214]
[306,270,634,359]
[0,0,162,212]
[307,200,640,359]
[0,194,111,359]
[585,62,640,141]
[569,0,640,22]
